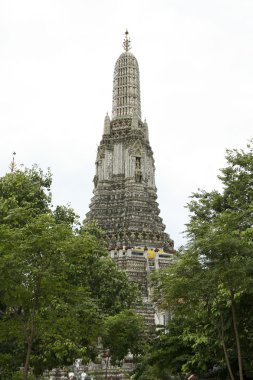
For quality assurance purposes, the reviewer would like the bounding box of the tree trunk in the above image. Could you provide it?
[23,335,33,380]
[230,289,243,380]
[23,302,36,380]
[219,314,235,380]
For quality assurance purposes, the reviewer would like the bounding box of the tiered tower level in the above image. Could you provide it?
[86,31,174,257]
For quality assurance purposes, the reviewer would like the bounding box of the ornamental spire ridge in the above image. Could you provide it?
[123,29,131,51]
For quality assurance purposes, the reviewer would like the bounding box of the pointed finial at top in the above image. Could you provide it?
[123,29,131,52]
[9,152,17,173]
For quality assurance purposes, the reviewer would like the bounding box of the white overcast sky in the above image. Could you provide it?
[1,0,252,247]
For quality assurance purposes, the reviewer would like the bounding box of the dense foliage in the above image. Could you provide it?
[135,142,253,380]
[102,309,145,366]
[0,166,140,379]
[2,141,253,380]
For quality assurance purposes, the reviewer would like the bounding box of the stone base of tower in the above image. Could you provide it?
[110,246,175,326]
[110,246,175,285]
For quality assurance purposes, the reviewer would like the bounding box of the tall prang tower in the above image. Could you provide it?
[86,31,175,311]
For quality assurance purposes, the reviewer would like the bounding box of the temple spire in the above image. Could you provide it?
[112,31,141,119]
[123,29,131,52]
[87,33,174,250]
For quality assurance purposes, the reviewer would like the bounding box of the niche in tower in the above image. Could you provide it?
[135,156,142,183]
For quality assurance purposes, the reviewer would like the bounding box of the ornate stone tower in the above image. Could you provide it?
[86,31,174,256]
[86,32,175,329]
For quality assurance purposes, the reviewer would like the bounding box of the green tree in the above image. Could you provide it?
[0,166,52,226]
[149,250,224,377]
[101,309,145,378]
[134,320,193,380]
[147,142,253,380]
[65,229,139,317]
[185,142,253,379]
[0,167,139,379]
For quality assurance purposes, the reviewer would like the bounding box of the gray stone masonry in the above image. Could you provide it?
[85,31,175,328]
[86,42,174,253]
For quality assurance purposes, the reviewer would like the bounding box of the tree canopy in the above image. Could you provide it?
[135,142,253,380]
[101,309,145,366]
[0,166,140,379]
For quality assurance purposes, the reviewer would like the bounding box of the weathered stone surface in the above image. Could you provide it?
[86,31,175,329]
[86,39,174,252]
